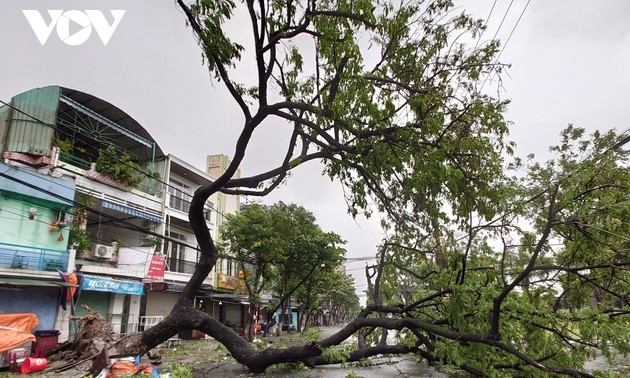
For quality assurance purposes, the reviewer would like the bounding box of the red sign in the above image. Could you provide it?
[145,255,166,281]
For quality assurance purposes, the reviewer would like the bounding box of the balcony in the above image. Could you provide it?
[168,193,214,223]
[169,194,190,214]
[58,151,162,197]
[0,242,68,272]
[166,257,197,275]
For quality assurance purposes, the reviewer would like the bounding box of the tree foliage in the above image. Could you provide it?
[108,1,630,376]
[366,126,629,376]
[220,202,348,338]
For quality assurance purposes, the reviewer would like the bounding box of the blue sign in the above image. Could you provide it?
[81,275,144,295]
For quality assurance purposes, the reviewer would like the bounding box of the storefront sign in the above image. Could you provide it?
[217,273,239,290]
[145,255,165,281]
[81,275,144,295]
[166,283,186,292]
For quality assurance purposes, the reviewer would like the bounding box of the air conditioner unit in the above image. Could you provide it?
[92,244,114,259]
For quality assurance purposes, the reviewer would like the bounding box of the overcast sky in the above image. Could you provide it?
[1,1,628,302]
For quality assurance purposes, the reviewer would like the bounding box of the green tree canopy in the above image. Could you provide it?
[368,126,629,376]
[220,201,347,338]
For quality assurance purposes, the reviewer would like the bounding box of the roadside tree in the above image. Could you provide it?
[220,202,346,339]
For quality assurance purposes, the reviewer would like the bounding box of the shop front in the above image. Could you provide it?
[143,282,186,318]
[0,277,75,330]
[70,274,144,337]
[143,281,215,339]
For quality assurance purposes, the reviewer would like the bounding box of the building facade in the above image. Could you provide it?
[0,85,245,341]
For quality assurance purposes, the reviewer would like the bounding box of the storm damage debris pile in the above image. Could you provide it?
[48,305,117,372]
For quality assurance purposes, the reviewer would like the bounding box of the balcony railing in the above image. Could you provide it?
[169,195,190,213]
[166,257,197,274]
[0,242,69,272]
[168,194,213,222]
[58,150,92,170]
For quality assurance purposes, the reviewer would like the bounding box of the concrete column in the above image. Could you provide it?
[109,294,124,334]
[129,294,142,334]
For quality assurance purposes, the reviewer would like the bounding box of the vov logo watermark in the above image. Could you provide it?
[23,10,126,46]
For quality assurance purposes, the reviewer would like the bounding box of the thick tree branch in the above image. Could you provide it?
[246,0,268,105]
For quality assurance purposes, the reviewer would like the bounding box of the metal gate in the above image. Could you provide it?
[69,291,111,339]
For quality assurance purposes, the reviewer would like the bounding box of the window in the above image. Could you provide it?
[52,209,71,225]
[165,231,195,273]
[203,204,213,222]
[226,259,233,276]
[168,179,191,213]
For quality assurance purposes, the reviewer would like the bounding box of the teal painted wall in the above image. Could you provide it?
[0,193,70,250]
[0,162,75,270]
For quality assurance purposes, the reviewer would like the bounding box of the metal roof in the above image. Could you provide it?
[0,277,76,288]
[59,86,165,162]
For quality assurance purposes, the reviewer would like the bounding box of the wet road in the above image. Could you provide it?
[275,326,629,377]
[271,356,449,378]
[271,326,448,378]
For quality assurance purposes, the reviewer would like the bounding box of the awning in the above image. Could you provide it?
[80,274,144,295]
[101,200,162,223]
[0,277,77,288]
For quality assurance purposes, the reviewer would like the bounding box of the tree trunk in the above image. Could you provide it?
[245,305,256,341]
[297,303,306,332]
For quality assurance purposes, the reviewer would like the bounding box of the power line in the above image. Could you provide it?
[0,165,243,261]
[493,0,532,63]
[480,0,532,91]
[473,0,499,51]
[0,98,141,171]
[0,99,310,276]
[0,97,356,265]
[491,0,515,42]
[0,95,359,287]
[3,159,353,270]
[0,96,283,247]
[0,96,249,242]
[0,98,217,214]
[2,162,368,267]
[610,127,630,151]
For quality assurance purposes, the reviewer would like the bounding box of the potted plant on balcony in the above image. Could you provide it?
[141,236,163,253]
[69,228,90,258]
[85,146,143,191]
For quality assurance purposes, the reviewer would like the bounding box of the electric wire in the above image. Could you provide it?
[0,97,277,246]
[0,166,247,262]
[493,0,532,64]
[1,162,341,271]
[490,0,515,42]
[0,96,360,268]
[0,98,217,214]
[0,130,356,262]
[480,0,532,92]
[1,162,367,268]
[473,0,499,51]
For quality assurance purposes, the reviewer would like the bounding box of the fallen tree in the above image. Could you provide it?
[108,1,629,376]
